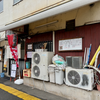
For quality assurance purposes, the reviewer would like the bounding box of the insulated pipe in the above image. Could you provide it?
[0,0,99,32]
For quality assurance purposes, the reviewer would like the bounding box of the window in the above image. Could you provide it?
[0,0,3,13]
[13,0,22,5]
[33,41,53,52]
[66,19,75,31]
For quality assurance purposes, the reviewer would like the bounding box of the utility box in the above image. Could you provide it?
[48,64,56,83]
[55,67,64,85]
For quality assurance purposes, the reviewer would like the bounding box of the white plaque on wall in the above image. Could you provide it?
[27,52,33,58]
[59,38,82,51]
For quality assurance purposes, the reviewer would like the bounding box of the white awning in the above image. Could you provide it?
[0,0,99,32]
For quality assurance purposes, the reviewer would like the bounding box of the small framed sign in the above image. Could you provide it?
[27,44,33,51]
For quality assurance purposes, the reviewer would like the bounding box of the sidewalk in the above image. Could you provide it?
[0,77,69,100]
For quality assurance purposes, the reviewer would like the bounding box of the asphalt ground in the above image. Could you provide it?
[0,89,22,100]
[0,77,69,100]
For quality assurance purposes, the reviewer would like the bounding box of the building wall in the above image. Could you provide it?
[26,32,52,44]
[27,23,100,65]
[0,0,71,26]
[55,23,100,63]
[0,1,100,28]
[24,77,100,100]
[29,2,100,35]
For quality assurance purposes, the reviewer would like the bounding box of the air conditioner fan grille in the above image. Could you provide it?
[33,53,40,64]
[67,70,80,85]
[33,66,40,77]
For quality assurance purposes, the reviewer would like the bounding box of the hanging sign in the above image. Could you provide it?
[7,34,19,67]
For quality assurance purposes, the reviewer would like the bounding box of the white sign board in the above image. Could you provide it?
[11,71,16,78]
[11,64,16,70]
[59,38,82,51]
[27,52,33,58]
[11,64,16,78]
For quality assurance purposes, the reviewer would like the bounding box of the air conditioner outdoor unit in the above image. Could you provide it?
[65,67,94,90]
[72,56,83,69]
[31,52,54,81]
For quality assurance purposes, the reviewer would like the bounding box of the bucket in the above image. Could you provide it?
[26,62,30,69]
[1,73,4,78]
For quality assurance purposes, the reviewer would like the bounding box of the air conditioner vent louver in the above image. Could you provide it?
[34,53,40,64]
[68,70,80,85]
[33,66,40,77]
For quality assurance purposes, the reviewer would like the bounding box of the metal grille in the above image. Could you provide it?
[66,56,72,67]
[33,41,53,51]
[33,66,40,77]
[68,70,80,85]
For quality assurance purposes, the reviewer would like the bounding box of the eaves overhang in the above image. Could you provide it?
[0,0,99,32]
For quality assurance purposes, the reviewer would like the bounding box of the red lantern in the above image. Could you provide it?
[9,34,18,47]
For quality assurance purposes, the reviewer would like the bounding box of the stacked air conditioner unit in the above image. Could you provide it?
[65,67,94,90]
[31,52,54,81]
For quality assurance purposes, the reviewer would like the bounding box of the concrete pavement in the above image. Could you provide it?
[0,77,69,100]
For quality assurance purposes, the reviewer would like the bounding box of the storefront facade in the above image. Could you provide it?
[0,0,100,100]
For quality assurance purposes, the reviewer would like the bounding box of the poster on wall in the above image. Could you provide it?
[59,38,82,51]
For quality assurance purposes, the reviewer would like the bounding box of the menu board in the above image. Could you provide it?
[59,38,82,51]
[11,64,16,78]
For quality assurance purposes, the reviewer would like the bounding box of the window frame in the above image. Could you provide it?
[13,0,23,5]
[0,0,3,13]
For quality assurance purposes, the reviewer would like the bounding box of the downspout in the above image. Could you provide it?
[53,31,55,54]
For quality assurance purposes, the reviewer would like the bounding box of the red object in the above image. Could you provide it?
[24,74,28,76]
[8,34,18,47]
[24,54,27,61]
[7,35,19,67]
[97,85,100,91]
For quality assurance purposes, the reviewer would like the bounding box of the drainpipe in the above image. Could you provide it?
[53,31,55,54]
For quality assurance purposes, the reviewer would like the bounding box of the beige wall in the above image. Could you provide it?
[24,77,100,100]
[29,2,100,35]
[0,0,100,35]
[0,0,70,25]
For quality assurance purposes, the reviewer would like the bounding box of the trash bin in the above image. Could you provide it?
[48,64,56,83]
[26,62,30,69]
[55,67,64,85]
[1,73,4,78]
